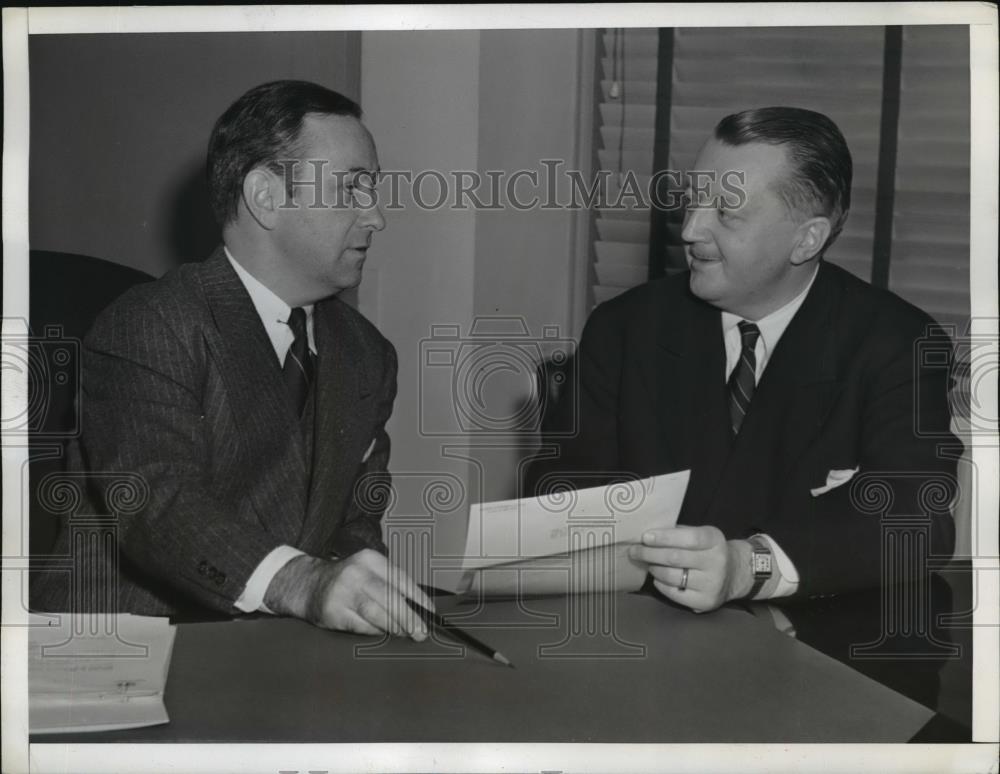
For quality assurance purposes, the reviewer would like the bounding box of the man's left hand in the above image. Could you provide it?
[629,526,754,612]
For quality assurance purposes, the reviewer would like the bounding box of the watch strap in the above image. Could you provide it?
[747,534,773,600]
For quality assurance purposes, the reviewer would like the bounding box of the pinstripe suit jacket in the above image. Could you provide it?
[33,247,396,616]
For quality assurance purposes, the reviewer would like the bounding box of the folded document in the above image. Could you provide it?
[29,613,176,734]
[435,470,690,596]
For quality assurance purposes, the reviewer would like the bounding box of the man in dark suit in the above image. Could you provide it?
[33,80,432,639]
[529,107,958,613]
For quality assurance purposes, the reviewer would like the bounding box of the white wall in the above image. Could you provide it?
[471,30,583,504]
[360,30,583,575]
[360,31,483,566]
[474,30,580,332]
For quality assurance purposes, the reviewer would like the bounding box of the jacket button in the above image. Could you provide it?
[198,561,208,576]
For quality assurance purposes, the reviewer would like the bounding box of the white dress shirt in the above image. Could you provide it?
[720,264,820,600]
[225,247,313,614]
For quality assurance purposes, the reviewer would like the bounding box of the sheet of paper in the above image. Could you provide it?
[30,694,170,735]
[434,470,690,595]
[29,613,176,734]
[461,542,648,597]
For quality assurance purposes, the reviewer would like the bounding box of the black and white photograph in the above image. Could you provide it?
[2,4,997,773]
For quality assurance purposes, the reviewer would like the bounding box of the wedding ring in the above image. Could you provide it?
[679,568,689,592]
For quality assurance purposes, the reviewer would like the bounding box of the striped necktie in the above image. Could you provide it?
[282,307,315,416]
[728,320,761,435]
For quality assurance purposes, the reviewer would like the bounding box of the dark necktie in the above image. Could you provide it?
[727,320,761,435]
[282,307,315,416]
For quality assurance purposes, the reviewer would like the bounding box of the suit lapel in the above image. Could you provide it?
[651,287,733,524]
[298,299,377,549]
[197,248,309,544]
[708,262,843,524]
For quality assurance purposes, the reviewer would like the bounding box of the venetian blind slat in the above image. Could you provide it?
[889,26,970,330]
[667,27,885,283]
[592,28,659,307]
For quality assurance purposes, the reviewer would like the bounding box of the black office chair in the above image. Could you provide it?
[520,352,578,498]
[27,250,153,556]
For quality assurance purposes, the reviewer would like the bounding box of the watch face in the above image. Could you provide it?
[752,553,772,576]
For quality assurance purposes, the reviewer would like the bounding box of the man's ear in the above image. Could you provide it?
[790,216,832,265]
[241,168,282,230]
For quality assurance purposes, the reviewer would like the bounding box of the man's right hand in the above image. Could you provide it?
[263,549,434,640]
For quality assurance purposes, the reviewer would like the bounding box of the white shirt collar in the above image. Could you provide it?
[224,246,315,360]
[721,263,820,374]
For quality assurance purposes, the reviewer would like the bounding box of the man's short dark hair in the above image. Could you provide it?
[207,80,362,226]
[714,106,852,255]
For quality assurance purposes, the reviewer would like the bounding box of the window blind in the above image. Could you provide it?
[591,28,658,307]
[587,26,971,324]
[889,26,970,329]
[666,27,885,283]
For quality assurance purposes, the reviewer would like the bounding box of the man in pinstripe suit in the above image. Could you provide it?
[33,81,433,639]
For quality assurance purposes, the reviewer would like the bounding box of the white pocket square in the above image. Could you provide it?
[810,466,860,497]
[361,438,376,463]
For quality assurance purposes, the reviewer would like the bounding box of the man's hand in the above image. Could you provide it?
[628,526,754,613]
[263,549,434,640]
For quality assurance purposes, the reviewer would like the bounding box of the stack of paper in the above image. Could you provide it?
[29,613,176,734]
[434,470,690,596]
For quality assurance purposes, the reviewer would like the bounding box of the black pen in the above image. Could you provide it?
[405,597,514,668]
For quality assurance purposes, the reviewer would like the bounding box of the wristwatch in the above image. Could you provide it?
[747,534,773,600]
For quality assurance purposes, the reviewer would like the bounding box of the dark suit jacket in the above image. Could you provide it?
[32,247,396,616]
[528,261,958,597]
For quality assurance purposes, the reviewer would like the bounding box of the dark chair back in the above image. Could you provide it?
[521,352,578,497]
[28,250,154,555]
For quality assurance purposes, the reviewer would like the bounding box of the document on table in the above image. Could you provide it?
[29,613,176,734]
[434,470,690,596]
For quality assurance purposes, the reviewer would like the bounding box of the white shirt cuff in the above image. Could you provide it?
[756,534,800,599]
[234,545,306,614]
